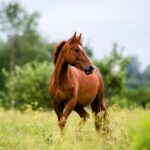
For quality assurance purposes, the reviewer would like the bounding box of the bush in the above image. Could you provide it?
[0,61,54,110]
[111,96,130,108]
[125,87,150,108]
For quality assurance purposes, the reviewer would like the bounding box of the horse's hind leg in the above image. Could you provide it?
[74,106,90,129]
[74,106,90,121]
[91,89,108,132]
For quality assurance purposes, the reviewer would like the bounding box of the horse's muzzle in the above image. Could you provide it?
[83,65,94,75]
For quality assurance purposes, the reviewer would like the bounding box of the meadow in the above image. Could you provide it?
[0,106,150,150]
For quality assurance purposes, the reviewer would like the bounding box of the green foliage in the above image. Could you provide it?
[0,1,41,74]
[84,44,93,58]
[126,56,141,89]
[111,96,130,108]
[126,56,141,79]
[0,62,53,110]
[126,57,150,89]
[0,31,54,91]
[126,87,150,108]
[0,31,51,68]
[0,1,55,92]
[126,77,141,89]
[95,43,130,102]
[141,65,150,87]
[47,42,56,61]
[125,57,150,107]
[143,65,150,80]
[131,112,150,150]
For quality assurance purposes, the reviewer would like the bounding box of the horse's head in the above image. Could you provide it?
[63,32,94,75]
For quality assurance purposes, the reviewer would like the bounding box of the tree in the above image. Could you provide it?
[143,65,150,81]
[0,2,54,91]
[84,44,93,58]
[140,65,150,88]
[126,56,141,79]
[126,87,150,108]
[126,57,150,89]
[95,43,130,103]
[0,2,39,77]
[126,56,141,89]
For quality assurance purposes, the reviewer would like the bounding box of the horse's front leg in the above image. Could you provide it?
[59,98,76,129]
[53,102,64,121]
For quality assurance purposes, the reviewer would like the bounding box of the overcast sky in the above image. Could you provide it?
[4,0,150,69]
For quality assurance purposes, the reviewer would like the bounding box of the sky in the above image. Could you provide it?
[3,0,150,69]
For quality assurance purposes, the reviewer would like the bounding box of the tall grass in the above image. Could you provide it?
[0,106,149,150]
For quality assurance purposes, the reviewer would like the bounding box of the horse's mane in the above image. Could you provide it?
[53,41,66,65]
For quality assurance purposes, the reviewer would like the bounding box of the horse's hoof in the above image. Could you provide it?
[59,127,65,135]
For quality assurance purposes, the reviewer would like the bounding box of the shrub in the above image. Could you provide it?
[0,61,54,110]
[111,96,130,108]
[125,88,150,108]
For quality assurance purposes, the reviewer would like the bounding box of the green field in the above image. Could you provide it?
[0,106,150,150]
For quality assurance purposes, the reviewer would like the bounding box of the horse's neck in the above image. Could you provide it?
[54,52,68,87]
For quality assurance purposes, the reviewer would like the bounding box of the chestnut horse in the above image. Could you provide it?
[49,33,107,132]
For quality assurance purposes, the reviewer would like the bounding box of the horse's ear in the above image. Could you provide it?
[77,33,82,45]
[77,33,82,41]
[69,32,77,44]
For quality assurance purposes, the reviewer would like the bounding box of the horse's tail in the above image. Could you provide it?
[53,41,66,65]
[98,71,108,119]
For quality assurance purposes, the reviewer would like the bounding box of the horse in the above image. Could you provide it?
[49,32,108,132]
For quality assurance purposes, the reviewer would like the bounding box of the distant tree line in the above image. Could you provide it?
[125,57,150,107]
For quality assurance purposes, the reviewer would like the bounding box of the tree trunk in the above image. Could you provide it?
[9,37,16,79]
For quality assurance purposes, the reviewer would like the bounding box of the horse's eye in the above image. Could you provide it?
[75,49,79,52]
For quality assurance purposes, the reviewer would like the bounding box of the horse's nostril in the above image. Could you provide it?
[84,65,94,75]
[90,65,94,71]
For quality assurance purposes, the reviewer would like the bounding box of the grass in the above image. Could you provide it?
[0,106,150,150]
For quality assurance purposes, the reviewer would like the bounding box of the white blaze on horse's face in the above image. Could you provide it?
[77,44,92,64]
[78,44,83,51]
